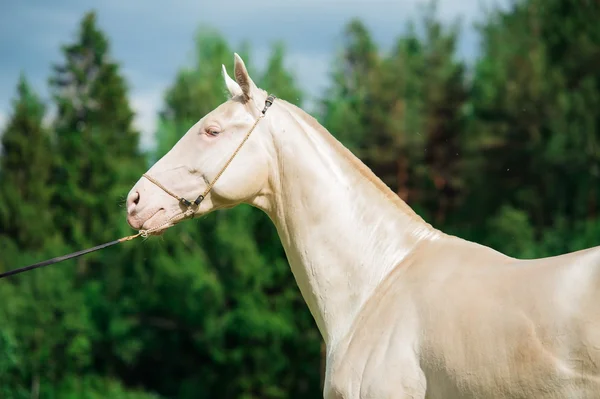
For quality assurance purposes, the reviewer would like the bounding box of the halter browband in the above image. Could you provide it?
[140,94,276,236]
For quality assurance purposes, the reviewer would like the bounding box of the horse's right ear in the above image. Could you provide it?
[233,53,257,102]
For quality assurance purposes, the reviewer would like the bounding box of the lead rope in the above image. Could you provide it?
[0,95,275,279]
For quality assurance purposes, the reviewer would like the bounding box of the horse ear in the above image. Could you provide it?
[233,53,257,102]
[222,64,243,98]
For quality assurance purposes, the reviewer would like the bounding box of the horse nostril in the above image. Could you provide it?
[127,191,141,214]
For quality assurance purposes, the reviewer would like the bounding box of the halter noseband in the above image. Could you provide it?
[139,94,276,236]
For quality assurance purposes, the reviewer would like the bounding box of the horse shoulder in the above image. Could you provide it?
[325,255,428,398]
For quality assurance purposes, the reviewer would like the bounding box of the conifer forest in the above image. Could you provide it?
[1,0,599,397]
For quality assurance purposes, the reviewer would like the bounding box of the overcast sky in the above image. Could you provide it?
[0,0,509,149]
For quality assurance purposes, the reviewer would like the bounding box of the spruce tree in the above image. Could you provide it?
[0,74,54,251]
[459,0,600,257]
[0,77,96,399]
[49,11,143,247]
[467,0,600,246]
[160,27,241,128]
[319,19,380,153]
[259,42,303,106]
[43,13,148,391]
[321,12,468,225]
[391,9,468,224]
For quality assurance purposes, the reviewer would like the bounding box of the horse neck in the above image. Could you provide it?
[258,102,442,347]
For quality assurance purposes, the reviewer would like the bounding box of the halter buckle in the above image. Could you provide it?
[179,198,192,207]
[194,195,205,206]
[262,95,276,115]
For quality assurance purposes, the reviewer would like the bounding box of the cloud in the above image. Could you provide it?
[130,89,162,151]
[121,65,170,151]
[284,51,334,109]
[1,0,513,154]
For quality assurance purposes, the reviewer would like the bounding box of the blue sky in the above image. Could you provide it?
[0,0,508,149]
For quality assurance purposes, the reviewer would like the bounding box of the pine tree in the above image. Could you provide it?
[49,11,143,248]
[466,0,600,245]
[466,0,549,232]
[359,26,419,202]
[535,0,600,225]
[0,74,54,251]
[321,11,468,225]
[0,79,102,399]
[393,8,468,224]
[319,19,380,153]
[160,27,242,128]
[458,0,600,257]
[259,42,303,106]
[42,13,149,392]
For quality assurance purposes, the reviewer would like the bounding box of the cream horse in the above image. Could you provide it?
[126,54,600,398]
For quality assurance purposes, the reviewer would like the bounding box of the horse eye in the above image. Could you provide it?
[206,129,221,137]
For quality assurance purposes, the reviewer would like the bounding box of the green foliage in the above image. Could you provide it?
[465,0,600,234]
[160,27,242,128]
[0,244,96,395]
[0,75,55,250]
[49,11,144,247]
[258,42,303,106]
[319,19,379,152]
[319,6,469,225]
[0,1,599,398]
[484,205,537,258]
[42,374,162,399]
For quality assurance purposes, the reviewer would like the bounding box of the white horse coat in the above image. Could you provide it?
[126,54,600,398]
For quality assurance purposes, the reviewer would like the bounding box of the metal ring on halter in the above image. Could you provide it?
[262,95,276,114]
[194,195,204,205]
[179,198,192,207]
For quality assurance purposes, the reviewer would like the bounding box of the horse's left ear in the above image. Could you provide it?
[233,53,258,102]
[222,64,243,98]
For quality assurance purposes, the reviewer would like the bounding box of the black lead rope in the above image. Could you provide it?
[0,236,138,280]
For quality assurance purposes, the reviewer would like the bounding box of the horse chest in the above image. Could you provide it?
[325,343,425,399]
[324,318,425,398]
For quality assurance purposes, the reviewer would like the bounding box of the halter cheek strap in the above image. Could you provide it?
[140,94,276,236]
